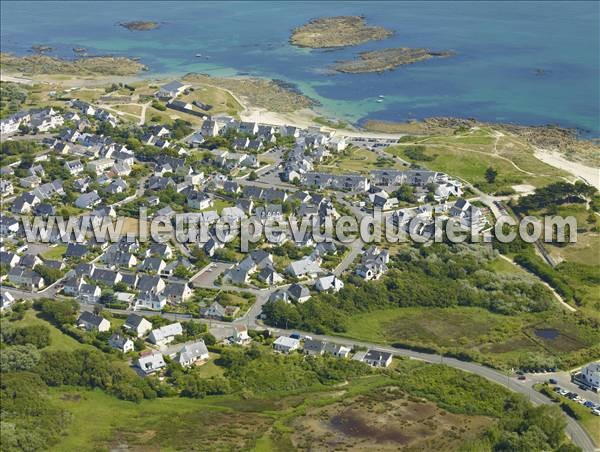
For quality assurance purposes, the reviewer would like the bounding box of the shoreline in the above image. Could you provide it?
[2,69,598,186]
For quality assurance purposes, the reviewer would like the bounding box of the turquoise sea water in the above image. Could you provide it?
[1,1,598,134]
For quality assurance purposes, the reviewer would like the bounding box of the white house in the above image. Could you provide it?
[229,325,251,345]
[314,275,344,292]
[360,349,393,368]
[580,362,600,390]
[148,322,183,346]
[273,336,301,353]
[1,291,16,311]
[137,352,166,374]
[175,340,209,367]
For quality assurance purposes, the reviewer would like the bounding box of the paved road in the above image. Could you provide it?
[117,296,600,452]
[264,326,598,451]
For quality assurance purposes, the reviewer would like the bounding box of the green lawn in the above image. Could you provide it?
[203,198,233,214]
[341,306,519,347]
[195,352,225,378]
[41,244,67,260]
[387,144,526,190]
[46,378,389,451]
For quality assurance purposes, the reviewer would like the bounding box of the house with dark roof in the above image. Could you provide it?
[76,284,102,304]
[7,267,45,290]
[163,282,193,304]
[303,339,326,356]
[156,80,188,99]
[288,283,311,303]
[65,243,89,259]
[0,251,20,268]
[75,191,101,209]
[77,311,110,332]
[123,314,153,337]
[201,301,227,320]
[108,333,134,353]
[362,349,393,367]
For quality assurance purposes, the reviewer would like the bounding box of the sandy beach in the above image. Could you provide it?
[534,148,600,189]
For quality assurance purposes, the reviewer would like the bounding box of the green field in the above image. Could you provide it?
[386,129,570,192]
[318,147,402,174]
[17,310,94,352]
[340,306,599,369]
[48,388,272,451]
[41,244,67,260]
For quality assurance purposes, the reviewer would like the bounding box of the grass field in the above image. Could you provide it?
[318,147,403,174]
[206,198,234,214]
[340,306,598,369]
[386,128,570,192]
[112,104,143,117]
[524,204,600,315]
[41,244,67,260]
[181,85,242,117]
[542,204,599,265]
[47,388,272,451]
[47,372,504,451]
[18,310,94,352]
[290,386,492,450]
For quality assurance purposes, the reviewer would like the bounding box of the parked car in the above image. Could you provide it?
[591,409,600,416]
[583,401,595,408]
[518,375,526,381]
[548,378,557,385]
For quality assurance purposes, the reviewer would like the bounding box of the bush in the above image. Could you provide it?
[151,100,166,111]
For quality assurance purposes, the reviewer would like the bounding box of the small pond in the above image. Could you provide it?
[534,328,560,340]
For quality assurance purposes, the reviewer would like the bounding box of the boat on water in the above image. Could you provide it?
[195,53,202,57]
[378,95,385,98]
[376,99,384,103]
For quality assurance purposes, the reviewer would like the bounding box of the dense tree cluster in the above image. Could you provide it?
[516,181,597,213]
[396,364,571,451]
[264,243,555,334]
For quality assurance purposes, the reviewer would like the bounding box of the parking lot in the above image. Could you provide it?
[190,261,231,288]
[551,385,600,416]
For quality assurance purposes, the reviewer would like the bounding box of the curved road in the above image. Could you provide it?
[96,298,597,451]
[267,327,598,452]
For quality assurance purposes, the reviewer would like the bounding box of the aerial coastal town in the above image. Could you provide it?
[1,5,599,452]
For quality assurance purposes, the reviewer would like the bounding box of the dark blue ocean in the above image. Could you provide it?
[1,1,598,134]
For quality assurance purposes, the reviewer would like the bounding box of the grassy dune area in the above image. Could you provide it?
[386,128,570,193]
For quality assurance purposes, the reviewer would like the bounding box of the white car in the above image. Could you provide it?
[591,409,600,416]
